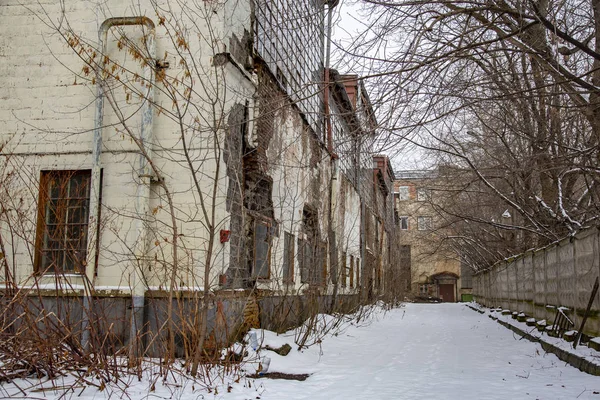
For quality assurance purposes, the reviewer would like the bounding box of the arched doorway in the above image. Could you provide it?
[431,272,459,302]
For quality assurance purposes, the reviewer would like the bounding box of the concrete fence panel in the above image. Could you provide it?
[546,246,559,312]
[522,254,534,315]
[558,242,575,314]
[532,250,546,318]
[474,227,600,338]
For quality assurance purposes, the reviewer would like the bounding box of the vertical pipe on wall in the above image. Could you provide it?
[83,17,156,354]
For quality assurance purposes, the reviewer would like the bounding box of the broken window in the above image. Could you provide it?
[283,231,294,283]
[35,170,91,274]
[253,219,271,279]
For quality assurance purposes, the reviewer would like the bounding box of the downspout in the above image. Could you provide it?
[82,17,156,356]
[324,1,334,153]
[324,1,338,312]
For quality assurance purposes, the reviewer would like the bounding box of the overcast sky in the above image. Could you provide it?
[330,1,434,172]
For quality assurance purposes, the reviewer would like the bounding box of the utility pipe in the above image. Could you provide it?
[83,17,156,356]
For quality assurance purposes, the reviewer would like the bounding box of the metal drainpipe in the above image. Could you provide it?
[82,17,156,354]
[324,0,338,310]
[324,1,334,153]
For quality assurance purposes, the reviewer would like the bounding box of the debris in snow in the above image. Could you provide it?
[265,343,292,356]
[248,331,259,350]
[563,331,578,342]
[247,372,310,381]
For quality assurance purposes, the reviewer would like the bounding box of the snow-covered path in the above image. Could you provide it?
[240,303,600,400]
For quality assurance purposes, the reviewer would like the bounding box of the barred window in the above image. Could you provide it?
[36,170,91,273]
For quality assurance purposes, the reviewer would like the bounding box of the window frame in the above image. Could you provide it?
[34,170,92,274]
[417,216,433,231]
[398,186,409,201]
[399,216,409,230]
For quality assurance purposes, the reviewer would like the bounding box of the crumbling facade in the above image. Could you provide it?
[0,0,400,354]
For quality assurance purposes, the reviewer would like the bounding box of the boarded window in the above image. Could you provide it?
[283,231,295,283]
[349,255,354,288]
[35,170,91,273]
[341,252,347,287]
[320,242,327,285]
[298,237,312,284]
[253,219,271,278]
[298,237,326,286]
[356,258,360,288]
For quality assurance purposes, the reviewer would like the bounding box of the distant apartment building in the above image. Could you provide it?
[394,170,466,302]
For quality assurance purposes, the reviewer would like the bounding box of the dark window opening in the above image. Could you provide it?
[400,216,409,230]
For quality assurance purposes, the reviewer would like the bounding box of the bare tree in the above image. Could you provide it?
[340,0,600,266]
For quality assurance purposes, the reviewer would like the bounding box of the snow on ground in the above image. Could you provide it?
[490,307,600,367]
[3,303,600,399]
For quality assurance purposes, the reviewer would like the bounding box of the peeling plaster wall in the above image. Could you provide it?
[250,64,334,293]
[0,0,255,293]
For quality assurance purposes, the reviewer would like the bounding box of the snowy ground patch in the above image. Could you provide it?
[3,303,600,399]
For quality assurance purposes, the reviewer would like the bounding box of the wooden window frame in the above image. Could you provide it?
[34,170,92,274]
